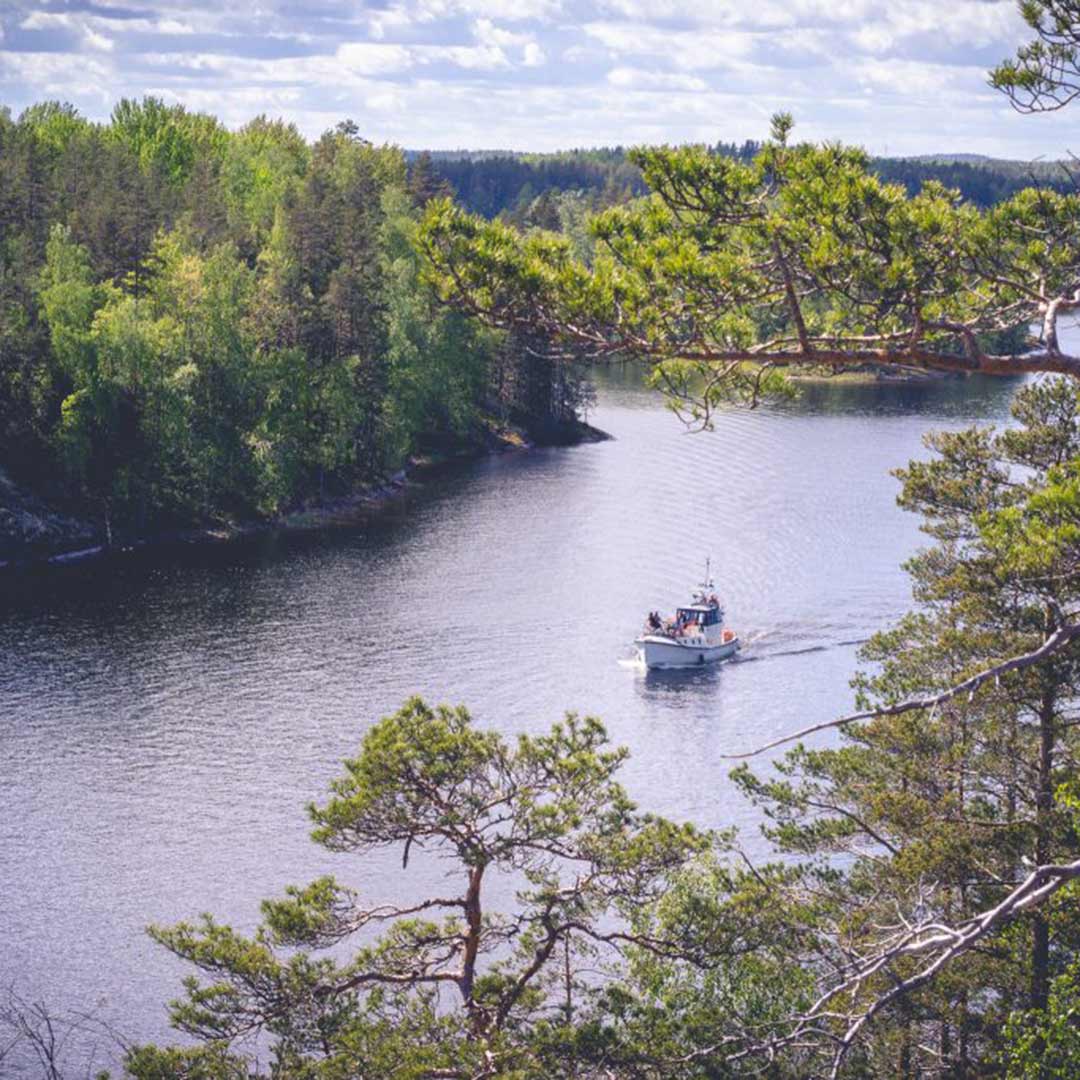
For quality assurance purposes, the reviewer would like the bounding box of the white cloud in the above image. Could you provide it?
[84,28,115,52]
[583,19,810,71]
[430,44,511,69]
[473,18,533,48]
[365,88,407,113]
[850,23,895,54]
[473,18,546,66]
[607,67,707,91]
[20,8,200,40]
[376,0,562,26]
[2,0,1076,161]
[20,12,74,30]
[335,42,414,75]
[850,56,988,100]
[422,0,563,19]
[366,6,416,40]
[157,19,197,36]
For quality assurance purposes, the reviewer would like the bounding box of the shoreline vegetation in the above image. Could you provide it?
[0,416,609,572]
[0,101,602,578]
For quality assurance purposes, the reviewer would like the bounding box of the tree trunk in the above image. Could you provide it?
[1031,684,1056,1012]
[460,863,485,1035]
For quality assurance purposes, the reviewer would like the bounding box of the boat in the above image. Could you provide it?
[635,561,739,669]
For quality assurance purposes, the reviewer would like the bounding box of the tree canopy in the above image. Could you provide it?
[0,100,589,556]
[126,700,717,1079]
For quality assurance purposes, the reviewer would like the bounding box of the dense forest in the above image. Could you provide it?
[0,100,591,556]
[421,142,1075,220]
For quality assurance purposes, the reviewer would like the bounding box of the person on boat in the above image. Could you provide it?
[647,611,662,631]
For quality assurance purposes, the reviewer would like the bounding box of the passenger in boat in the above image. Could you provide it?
[647,611,662,631]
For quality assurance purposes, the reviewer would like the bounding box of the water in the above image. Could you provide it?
[0,365,1028,1063]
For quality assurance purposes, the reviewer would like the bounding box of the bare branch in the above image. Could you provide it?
[723,619,1080,759]
[796,859,1080,1077]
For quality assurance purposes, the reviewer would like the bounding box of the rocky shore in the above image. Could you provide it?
[0,469,101,569]
[0,419,609,574]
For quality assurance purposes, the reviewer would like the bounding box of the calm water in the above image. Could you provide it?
[0,365,1030,1062]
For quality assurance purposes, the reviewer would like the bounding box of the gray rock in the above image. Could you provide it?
[0,468,99,562]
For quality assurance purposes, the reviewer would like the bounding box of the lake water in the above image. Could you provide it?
[0,364,1031,1065]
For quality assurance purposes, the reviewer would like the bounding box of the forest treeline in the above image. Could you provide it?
[0,99,590,549]
[422,141,1075,221]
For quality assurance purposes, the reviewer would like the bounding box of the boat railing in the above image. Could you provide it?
[644,620,703,640]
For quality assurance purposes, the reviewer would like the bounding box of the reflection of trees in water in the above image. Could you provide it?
[783,372,1027,419]
[588,359,1026,420]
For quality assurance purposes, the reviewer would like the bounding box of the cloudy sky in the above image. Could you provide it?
[3,0,1080,157]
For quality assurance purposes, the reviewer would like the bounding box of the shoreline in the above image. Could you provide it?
[0,420,610,577]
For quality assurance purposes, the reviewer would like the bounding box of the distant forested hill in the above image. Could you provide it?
[873,155,1073,207]
[416,143,1075,218]
[410,148,649,218]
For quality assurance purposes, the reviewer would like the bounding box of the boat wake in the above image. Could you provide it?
[620,625,871,672]
[722,629,870,664]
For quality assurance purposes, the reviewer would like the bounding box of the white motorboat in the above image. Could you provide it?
[635,563,739,669]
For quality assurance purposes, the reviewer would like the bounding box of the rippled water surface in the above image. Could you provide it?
[0,365,1031,1059]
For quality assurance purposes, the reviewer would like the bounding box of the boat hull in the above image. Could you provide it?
[636,634,739,669]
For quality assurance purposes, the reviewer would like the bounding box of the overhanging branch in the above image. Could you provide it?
[723,619,1080,759]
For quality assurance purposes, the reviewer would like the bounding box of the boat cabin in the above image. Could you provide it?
[677,605,720,627]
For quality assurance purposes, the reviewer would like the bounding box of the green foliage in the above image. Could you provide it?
[1004,781,1080,1076]
[0,103,572,538]
[1003,901,1080,1077]
[990,1,1080,112]
[382,189,495,462]
[423,142,1070,224]
[732,377,1080,1073]
[18,101,90,155]
[108,97,225,186]
[220,117,309,253]
[130,698,714,1078]
[125,1043,253,1079]
[8,102,1069,538]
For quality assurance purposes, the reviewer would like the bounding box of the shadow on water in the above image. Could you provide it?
[638,661,728,694]
[0,456,490,616]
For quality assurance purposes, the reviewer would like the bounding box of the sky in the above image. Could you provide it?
[3,0,1080,158]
